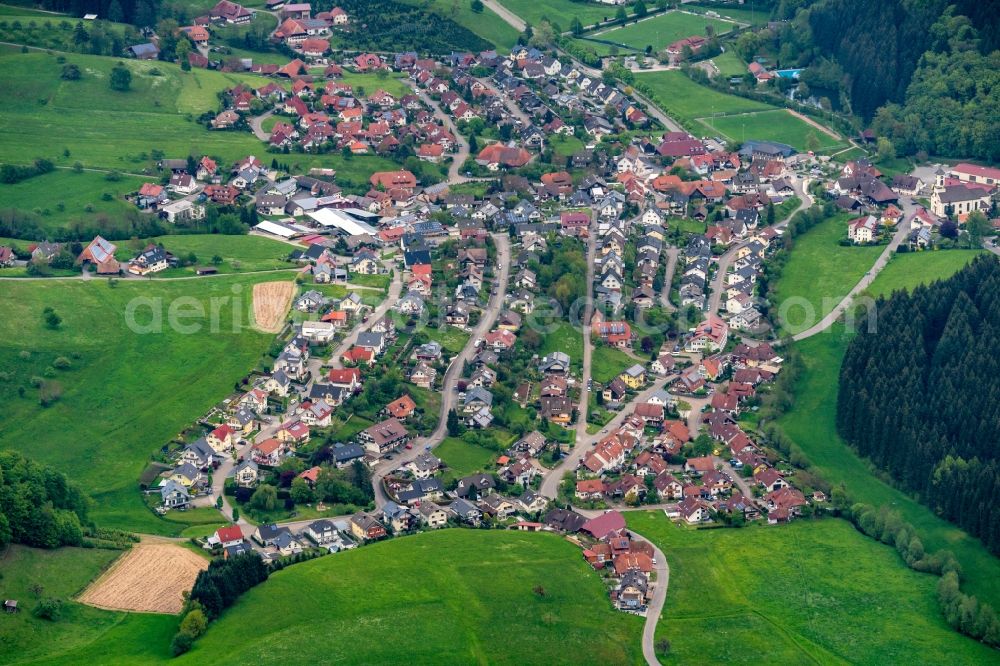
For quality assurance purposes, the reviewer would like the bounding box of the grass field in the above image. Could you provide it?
[398,0,520,50]
[498,0,633,29]
[139,234,297,276]
[180,530,644,664]
[424,324,471,354]
[0,275,276,533]
[778,248,1000,609]
[684,1,771,26]
[771,212,882,335]
[626,514,998,664]
[0,169,147,232]
[0,50,266,171]
[696,109,844,152]
[710,49,745,77]
[334,70,412,99]
[0,545,134,663]
[550,133,586,159]
[436,436,499,482]
[637,70,774,122]
[0,3,66,16]
[584,10,733,54]
[863,250,983,297]
[0,15,129,53]
[637,70,843,152]
[591,344,634,384]
[539,321,584,373]
[0,546,178,664]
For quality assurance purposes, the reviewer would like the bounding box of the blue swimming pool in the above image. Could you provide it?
[776,68,802,79]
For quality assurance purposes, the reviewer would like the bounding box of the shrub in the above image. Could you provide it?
[170,631,194,656]
[179,608,208,638]
[33,598,62,621]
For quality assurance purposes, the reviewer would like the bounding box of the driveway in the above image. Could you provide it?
[249,109,274,141]
[659,247,679,311]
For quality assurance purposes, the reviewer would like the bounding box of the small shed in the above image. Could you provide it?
[4,599,18,613]
[195,266,219,275]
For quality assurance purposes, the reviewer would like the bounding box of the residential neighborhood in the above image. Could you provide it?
[0,1,997,663]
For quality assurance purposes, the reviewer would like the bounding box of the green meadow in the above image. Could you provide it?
[136,234,298,276]
[697,108,844,151]
[636,70,774,121]
[435,436,499,482]
[777,248,1000,609]
[0,3,64,16]
[0,274,278,533]
[684,1,771,26]
[584,10,733,54]
[0,50,265,171]
[771,212,882,335]
[498,0,632,29]
[591,343,634,384]
[0,544,178,665]
[5,530,642,664]
[539,320,584,373]
[626,514,997,664]
[180,530,643,664]
[0,169,147,231]
[398,0,520,50]
[711,49,746,77]
[636,70,843,152]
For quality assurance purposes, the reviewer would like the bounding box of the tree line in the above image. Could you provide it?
[0,450,90,549]
[847,502,1000,647]
[837,256,1000,555]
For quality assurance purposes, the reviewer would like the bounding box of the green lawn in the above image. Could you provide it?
[696,109,844,152]
[347,272,391,290]
[329,414,374,442]
[771,212,882,335]
[0,544,178,665]
[424,325,471,354]
[436,436,499,482]
[550,133,585,159]
[336,70,412,99]
[777,248,1000,608]
[711,49,746,77]
[626,514,997,664]
[539,321,584,373]
[585,10,733,54]
[591,344,634,384]
[139,234,297,275]
[180,530,643,664]
[0,169,147,233]
[636,70,774,123]
[0,275,276,534]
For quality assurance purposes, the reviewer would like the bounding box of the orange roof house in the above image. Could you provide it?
[386,394,417,419]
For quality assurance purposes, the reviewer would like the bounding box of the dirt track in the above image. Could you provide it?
[78,543,208,614]
[253,280,296,333]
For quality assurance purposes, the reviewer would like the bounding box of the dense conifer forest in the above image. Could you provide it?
[837,256,1000,554]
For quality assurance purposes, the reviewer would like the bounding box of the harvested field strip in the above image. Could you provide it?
[252,281,296,333]
[78,542,208,614]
